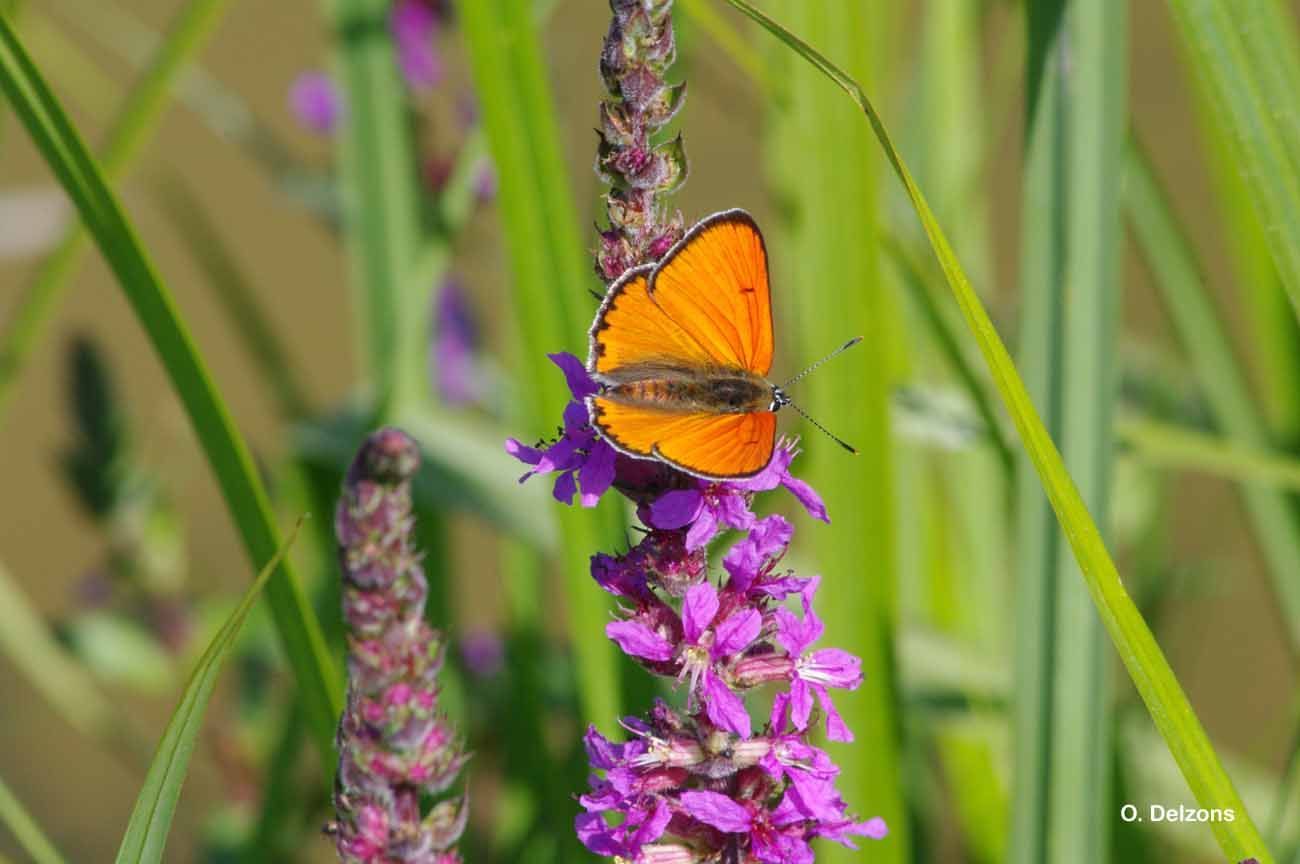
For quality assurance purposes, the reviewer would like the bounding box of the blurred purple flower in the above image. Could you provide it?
[289,71,342,134]
[391,0,444,92]
[459,628,504,679]
[432,279,480,405]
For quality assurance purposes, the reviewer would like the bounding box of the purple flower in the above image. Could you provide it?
[289,71,342,134]
[646,440,827,551]
[391,0,444,91]
[506,353,617,507]
[432,279,480,405]
[458,628,504,678]
[775,576,863,742]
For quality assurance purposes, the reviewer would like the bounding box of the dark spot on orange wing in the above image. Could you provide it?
[739,284,755,294]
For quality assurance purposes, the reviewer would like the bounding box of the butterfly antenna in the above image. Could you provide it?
[784,397,858,455]
[781,336,863,388]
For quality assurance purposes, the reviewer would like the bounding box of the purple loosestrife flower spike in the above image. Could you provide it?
[331,428,467,864]
[391,0,445,91]
[503,3,888,860]
[595,0,688,282]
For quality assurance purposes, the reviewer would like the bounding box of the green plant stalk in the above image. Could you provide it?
[1011,7,1066,861]
[1125,141,1300,650]
[0,0,232,428]
[1164,0,1300,327]
[1049,3,1127,862]
[323,0,425,419]
[724,1,1273,859]
[114,522,300,864]
[461,0,626,729]
[910,2,1008,860]
[763,4,907,862]
[0,772,65,864]
[0,16,342,767]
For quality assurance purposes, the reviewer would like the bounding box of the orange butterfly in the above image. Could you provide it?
[586,209,857,480]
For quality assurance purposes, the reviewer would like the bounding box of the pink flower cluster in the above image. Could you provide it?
[330,429,466,864]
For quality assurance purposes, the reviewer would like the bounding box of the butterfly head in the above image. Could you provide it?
[769,385,791,413]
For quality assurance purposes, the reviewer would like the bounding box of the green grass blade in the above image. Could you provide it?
[461,0,627,729]
[1119,416,1300,494]
[1125,141,1300,650]
[1164,0,1300,325]
[0,772,66,864]
[722,1,1273,859]
[0,15,342,765]
[0,0,232,428]
[1045,3,1127,861]
[323,0,425,418]
[113,522,301,864]
[762,5,907,860]
[1011,8,1066,857]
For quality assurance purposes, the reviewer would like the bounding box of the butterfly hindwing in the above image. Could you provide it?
[648,210,774,376]
[589,396,777,480]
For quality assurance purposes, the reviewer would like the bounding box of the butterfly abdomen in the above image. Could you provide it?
[605,368,771,414]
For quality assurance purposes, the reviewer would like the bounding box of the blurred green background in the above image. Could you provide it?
[1,0,1298,862]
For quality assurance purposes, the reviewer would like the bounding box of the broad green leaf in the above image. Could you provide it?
[113,521,301,864]
[0,15,342,766]
[721,1,1272,860]
[65,611,175,691]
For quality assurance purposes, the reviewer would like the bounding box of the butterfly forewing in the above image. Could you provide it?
[648,210,774,376]
[586,209,779,480]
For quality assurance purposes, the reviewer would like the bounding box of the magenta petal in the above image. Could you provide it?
[783,474,829,522]
[563,400,591,434]
[575,812,622,857]
[815,684,854,742]
[769,691,792,730]
[552,470,577,505]
[714,491,757,533]
[713,608,761,658]
[684,507,719,550]
[289,71,342,134]
[703,670,751,738]
[862,817,889,840]
[649,489,703,529]
[679,790,752,833]
[505,438,543,466]
[579,440,617,506]
[788,678,814,731]
[681,582,719,644]
[549,352,599,399]
[774,607,814,656]
[806,648,863,689]
[630,799,672,847]
[606,620,674,661]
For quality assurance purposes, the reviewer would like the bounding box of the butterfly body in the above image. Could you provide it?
[599,363,777,416]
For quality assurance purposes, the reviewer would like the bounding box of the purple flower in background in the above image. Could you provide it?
[432,279,481,405]
[505,353,616,507]
[391,0,444,92]
[289,71,343,134]
[330,429,466,864]
[459,628,504,679]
